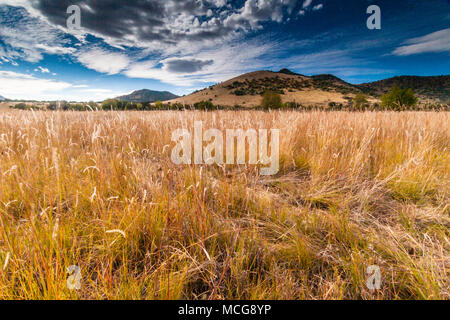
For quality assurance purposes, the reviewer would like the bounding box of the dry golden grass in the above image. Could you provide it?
[0,110,448,300]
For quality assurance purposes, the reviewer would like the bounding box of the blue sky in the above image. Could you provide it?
[0,0,449,101]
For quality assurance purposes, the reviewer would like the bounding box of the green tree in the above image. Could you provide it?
[154,100,164,109]
[353,93,368,110]
[101,99,119,110]
[381,86,418,110]
[261,91,282,110]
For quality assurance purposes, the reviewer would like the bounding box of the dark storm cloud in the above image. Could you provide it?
[33,0,168,41]
[30,0,299,45]
[165,58,214,73]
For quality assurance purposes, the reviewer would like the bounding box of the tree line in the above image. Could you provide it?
[10,87,449,112]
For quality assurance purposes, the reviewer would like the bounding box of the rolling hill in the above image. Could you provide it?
[358,76,450,103]
[168,70,449,107]
[168,70,363,107]
[116,89,178,103]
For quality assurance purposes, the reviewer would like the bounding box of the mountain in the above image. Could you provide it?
[116,89,178,102]
[0,95,6,101]
[358,76,450,102]
[168,69,364,107]
[167,69,449,107]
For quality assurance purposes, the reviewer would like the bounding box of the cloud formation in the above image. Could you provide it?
[76,47,131,75]
[34,66,50,73]
[0,5,74,63]
[312,4,323,11]
[393,28,450,56]
[164,58,214,73]
[27,0,299,48]
[0,0,315,87]
[0,70,71,99]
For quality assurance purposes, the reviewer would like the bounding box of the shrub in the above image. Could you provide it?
[154,100,164,109]
[261,91,283,110]
[101,99,119,110]
[353,93,369,110]
[13,103,27,110]
[381,86,418,110]
[194,100,215,110]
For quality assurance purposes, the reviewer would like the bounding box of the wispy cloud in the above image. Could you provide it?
[0,6,74,63]
[302,0,313,9]
[312,4,323,11]
[124,38,271,86]
[393,28,450,56]
[34,66,50,73]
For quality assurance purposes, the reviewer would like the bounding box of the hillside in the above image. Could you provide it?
[169,70,364,107]
[168,70,450,107]
[116,89,178,102]
[358,75,450,102]
[0,95,6,101]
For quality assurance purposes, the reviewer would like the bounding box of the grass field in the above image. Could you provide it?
[0,110,448,300]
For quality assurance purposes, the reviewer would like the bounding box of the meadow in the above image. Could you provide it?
[0,110,448,299]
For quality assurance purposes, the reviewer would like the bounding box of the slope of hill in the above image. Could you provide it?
[168,70,363,107]
[0,95,6,101]
[358,76,450,102]
[168,70,449,107]
[116,89,178,102]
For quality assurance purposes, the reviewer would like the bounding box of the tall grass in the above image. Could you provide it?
[0,110,448,300]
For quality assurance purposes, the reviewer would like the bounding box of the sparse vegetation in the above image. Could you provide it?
[359,75,450,102]
[0,110,448,300]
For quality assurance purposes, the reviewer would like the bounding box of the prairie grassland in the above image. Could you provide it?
[0,110,448,300]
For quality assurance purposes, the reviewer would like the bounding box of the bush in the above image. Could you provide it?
[261,91,283,110]
[101,99,119,110]
[353,93,369,110]
[194,100,214,110]
[12,103,27,110]
[154,100,164,109]
[381,87,418,110]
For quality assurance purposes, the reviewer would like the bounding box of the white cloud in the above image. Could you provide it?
[80,88,114,93]
[124,39,271,86]
[0,6,74,63]
[303,0,313,9]
[0,70,71,100]
[393,28,450,56]
[76,48,131,74]
[0,70,127,101]
[312,4,323,11]
[34,66,50,73]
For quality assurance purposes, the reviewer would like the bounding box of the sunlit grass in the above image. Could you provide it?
[0,110,448,300]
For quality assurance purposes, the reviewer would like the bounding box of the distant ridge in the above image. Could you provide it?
[358,75,450,102]
[116,89,179,102]
[278,68,302,76]
[0,95,6,101]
